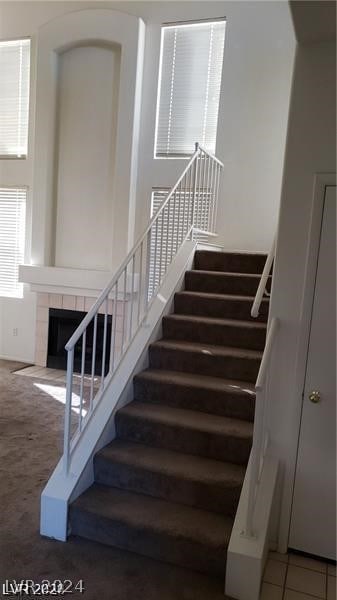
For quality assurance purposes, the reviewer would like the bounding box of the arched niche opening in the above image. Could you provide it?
[54,41,121,270]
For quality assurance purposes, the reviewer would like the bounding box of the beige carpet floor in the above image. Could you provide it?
[0,359,232,600]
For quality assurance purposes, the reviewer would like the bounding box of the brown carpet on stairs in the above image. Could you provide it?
[69,250,270,586]
[0,359,233,600]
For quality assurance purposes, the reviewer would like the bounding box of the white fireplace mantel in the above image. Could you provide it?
[19,264,113,297]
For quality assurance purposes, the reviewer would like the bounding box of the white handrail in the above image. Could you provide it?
[251,235,276,318]
[65,149,200,351]
[244,317,279,538]
[62,142,223,473]
[255,317,279,390]
[197,143,224,167]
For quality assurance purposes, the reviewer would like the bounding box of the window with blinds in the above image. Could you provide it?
[0,188,26,297]
[0,39,31,158]
[155,19,226,157]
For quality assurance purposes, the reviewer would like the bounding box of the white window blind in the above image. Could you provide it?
[0,187,26,297]
[155,20,226,157]
[0,39,31,157]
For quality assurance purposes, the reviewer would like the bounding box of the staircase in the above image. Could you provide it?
[69,250,270,579]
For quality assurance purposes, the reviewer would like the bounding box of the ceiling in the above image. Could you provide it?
[290,0,336,43]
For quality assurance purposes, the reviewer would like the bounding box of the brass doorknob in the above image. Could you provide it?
[309,390,321,403]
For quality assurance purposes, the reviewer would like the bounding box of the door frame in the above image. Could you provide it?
[284,173,336,551]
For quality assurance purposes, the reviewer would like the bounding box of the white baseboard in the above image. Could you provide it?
[0,354,33,364]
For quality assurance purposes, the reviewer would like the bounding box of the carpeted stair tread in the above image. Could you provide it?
[150,339,263,360]
[163,314,267,330]
[194,250,268,274]
[174,290,269,321]
[116,401,253,463]
[133,369,255,421]
[135,368,255,396]
[116,401,253,441]
[189,269,268,278]
[149,339,262,382]
[95,440,245,515]
[185,270,271,296]
[96,439,246,488]
[70,484,233,575]
[71,484,233,548]
[176,290,269,302]
[162,314,266,350]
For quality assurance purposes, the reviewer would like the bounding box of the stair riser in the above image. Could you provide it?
[116,413,252,465]
[133,376,255,421]
[70,508,226,576]
[174,293,269,322]
[149,345,260,383]
[185,271,271,296]
[194,251,267,274]
[162,317,266,351]
[94,456,242,517]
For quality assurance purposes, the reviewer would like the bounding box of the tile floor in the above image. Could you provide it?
[14,364,67,382]
[262,552,336,599]
[14,364,101,387]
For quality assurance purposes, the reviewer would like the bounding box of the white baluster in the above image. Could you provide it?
[89,314,98,411]
[63,348,74,474]
[100,298,108,389]
[121,267,127,352]
[110,281,118,372]
[190,144,199,237]
[158,211,164,287]
[152,218,159,295]
[129,254,136,341]
[137,242,143,326]
[79,330,86,429]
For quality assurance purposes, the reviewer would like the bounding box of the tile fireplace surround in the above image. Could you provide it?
[35,292,124,367]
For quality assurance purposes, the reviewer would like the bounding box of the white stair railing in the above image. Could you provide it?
[251,235,276,318]
[63,143,223,474]
[242,237,278,537]
[243,316,279,538]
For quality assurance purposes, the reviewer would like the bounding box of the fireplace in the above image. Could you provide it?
[47,308,112,375]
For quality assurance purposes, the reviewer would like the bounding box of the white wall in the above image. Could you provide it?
[0,1,295,362]
[131,1,295,253]
[55,44,120,270]
[0,291,37,362]
[216,2,295,251]
[267,41,336,550]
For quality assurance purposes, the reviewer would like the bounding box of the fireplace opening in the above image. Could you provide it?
[47,308,112,375]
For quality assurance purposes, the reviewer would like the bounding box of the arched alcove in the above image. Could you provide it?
[54,42,120,270]
[31,9,145,272]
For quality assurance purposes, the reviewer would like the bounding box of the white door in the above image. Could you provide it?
[289,185,336,560]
